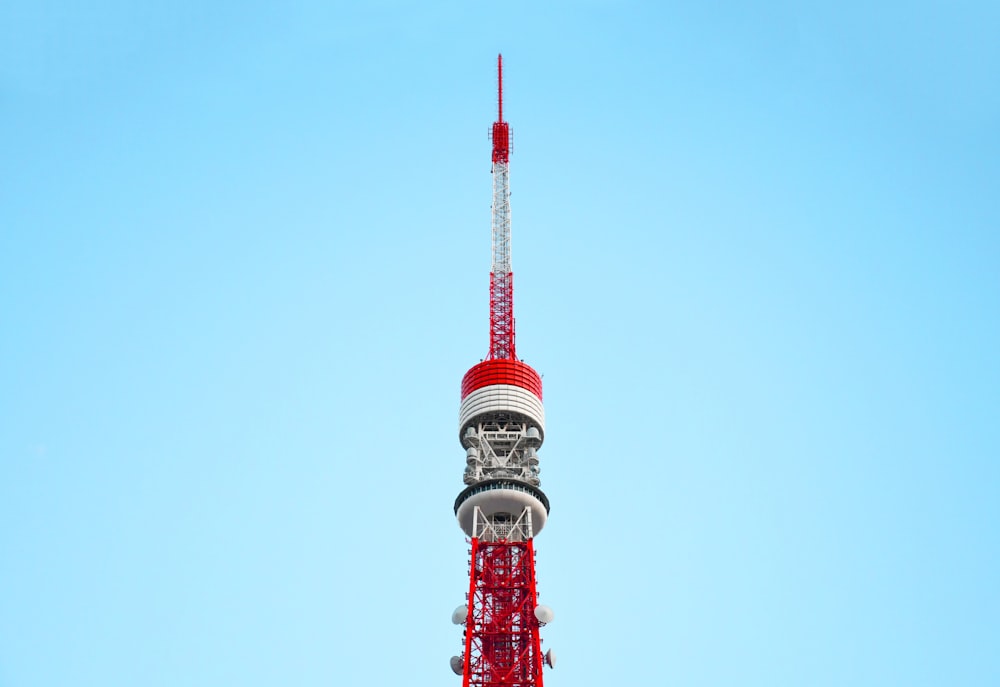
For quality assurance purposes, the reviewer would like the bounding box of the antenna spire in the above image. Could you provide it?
[491,54,510,165]
[497,53,504,123]
[489,54,513,359]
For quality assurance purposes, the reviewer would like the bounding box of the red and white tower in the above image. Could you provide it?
[450,55,555,687]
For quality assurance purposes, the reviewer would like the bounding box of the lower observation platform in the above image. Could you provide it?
[454,479,550,538]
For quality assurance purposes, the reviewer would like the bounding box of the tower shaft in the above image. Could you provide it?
[463,538,544,687]
[452,55,552,687]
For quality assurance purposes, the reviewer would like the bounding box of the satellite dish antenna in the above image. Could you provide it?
[452,605,468,625]
[534,604,554,624]
[544,648,556,668]
[450,655,464,675]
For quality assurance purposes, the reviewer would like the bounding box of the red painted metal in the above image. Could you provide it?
[462,538,480,685]
[462,537,545,687]
[492,54,510,164]
[498,54,503,123]
[461,359,543,401]
[489,271,515,361]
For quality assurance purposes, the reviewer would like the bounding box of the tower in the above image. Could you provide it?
[450,55,556,687]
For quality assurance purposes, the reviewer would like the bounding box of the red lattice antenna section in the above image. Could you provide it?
[492,54,510,164]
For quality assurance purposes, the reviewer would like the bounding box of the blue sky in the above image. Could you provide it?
[1,2,998,685]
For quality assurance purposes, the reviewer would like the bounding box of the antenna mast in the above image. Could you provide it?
[450,54,556,687]
[489,54,514,360]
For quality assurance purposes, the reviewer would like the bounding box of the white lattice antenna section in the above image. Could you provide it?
[492,161,511,275]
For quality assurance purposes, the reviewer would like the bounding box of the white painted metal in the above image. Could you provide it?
[533,605,554,624]
[459,384,545,437]
[462,420,542,485]
[470,505,535,542]
[456,488,548,539]
[491,161,511,275]
[459,383,546,487]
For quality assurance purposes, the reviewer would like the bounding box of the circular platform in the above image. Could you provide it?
[454,479,550,537]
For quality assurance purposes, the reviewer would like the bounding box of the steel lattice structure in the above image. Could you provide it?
[489,54,514,362]
[450,55,554,687]
[463,518,543,687]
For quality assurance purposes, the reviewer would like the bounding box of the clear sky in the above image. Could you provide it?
[1,2,998,686]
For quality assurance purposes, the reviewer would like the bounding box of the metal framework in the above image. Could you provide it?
[463,418,542,486]
[462,508,544,687]
[489,54,515,361]
[453,55,552,687]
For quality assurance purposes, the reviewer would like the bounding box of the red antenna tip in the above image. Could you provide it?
[491,54,510,165]
[497,53,503,123]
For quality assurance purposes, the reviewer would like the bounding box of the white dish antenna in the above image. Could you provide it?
[451,605,468,625]
[533,604,554,624]
[544,648,556,668]
[450,655,464,675]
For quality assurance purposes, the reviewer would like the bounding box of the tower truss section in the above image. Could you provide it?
[450,55,555,687]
